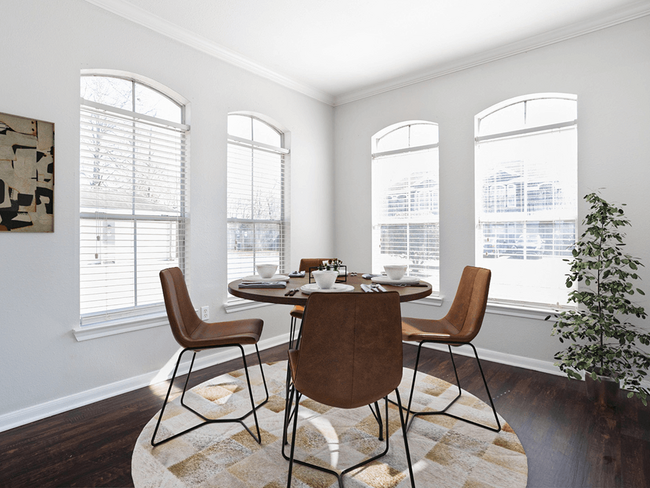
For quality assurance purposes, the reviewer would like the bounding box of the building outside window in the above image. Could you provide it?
[79,73,189,324]
[227,114,288,283]
[371,121,440,292]
[475,93,577,307]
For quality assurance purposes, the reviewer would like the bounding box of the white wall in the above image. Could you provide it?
[0,0,334,424]
[2,1,649,429]
[333,16,650,362]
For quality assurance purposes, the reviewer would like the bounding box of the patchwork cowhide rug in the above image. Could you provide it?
[132,360,527,487]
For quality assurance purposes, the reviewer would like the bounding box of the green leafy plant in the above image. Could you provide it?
[548,192,650,405]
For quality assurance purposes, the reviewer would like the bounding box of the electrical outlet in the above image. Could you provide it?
[200,306,209,320]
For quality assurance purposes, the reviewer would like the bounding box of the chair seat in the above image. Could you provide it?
[187,318,263,348]
[289,305,304,319]
[401,317,458,342]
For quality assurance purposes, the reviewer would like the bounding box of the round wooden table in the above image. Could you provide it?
[228,273,432,305]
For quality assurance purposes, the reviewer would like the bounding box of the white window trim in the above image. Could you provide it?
[475,93,577,309]
[80,98,189,131]
[78,73,189,335]
[223,297,274,314]
[226,113,289,286]
[416,294,443,307]
[73,309,168,341]
[371,121,441,293]
[486,300,576,321]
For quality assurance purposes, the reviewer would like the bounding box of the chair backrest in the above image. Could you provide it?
[444,266,491,342]
[291,291,403,409]
[159,267,202,348]
[299,258,337,272]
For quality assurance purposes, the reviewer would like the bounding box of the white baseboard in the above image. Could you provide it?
[410,342,650,391]
[408,341,564,377]
[0,333,291,434]
[3,337,647,433]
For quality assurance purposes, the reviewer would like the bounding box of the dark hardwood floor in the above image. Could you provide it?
[0,343,648,487]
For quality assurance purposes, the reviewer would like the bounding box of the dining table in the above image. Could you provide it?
[227,272,432,305]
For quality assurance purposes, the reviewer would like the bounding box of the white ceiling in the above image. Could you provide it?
[85,0,650,105]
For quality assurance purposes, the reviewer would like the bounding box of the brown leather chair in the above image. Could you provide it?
[288,258,336,345]
[283,292,416,487]
[401,265,500,432]
[151,267,269,447]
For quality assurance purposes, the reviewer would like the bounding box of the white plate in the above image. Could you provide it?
[371,276,421,285]
[241,274,290,282]
[300,283,355,294]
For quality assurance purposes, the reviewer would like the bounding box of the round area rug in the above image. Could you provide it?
[132,361,527,488]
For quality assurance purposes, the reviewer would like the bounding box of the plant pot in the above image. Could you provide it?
[585,373,619,408]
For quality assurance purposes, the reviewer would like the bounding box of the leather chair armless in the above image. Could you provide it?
[283,291,416,487]
[401,266,501,432]
[151,267,269,447]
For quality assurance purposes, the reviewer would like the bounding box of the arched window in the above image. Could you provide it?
[371,121,440,292]
[227,113,289,282]
[79,73,189,323]
[475,93,577,307]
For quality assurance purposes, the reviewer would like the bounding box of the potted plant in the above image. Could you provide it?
[548,192,650,406]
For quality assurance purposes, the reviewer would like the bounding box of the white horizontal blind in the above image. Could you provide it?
[371,122,439,292]
[80,102,189,322]
[475,95,577,307]
[227,122,287,283]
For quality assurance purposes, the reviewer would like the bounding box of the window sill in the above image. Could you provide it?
[415,294,443,307]
[486,301,572,321]
[73,311,169,342]
[223,298,274,314]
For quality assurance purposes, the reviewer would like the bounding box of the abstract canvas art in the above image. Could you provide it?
[0,112,54,232]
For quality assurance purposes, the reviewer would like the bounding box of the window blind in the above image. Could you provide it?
[371,123,439,292]
[475,96,577,307]
[79,103,189,323]
[227,135,287,283]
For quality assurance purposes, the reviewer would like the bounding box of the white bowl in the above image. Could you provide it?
[384,265,407,281]
[256,264,278,279]
[312,269,338,289]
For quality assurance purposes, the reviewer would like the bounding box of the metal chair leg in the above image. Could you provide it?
[284,394,396,487]
[468,343,501,432]
[368,401,384,440]
[401,342,462,431]
[151,344,269,447]
[151,348,189,447]
[395,389,416,488]
[286,386,300,488]
[402,341,501,433]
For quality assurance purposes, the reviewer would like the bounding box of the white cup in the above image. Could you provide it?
[312,270,338,289]
[256,264,277,279]
[384,265,407,281]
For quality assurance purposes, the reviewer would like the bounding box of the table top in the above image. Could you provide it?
[228,274,432,305]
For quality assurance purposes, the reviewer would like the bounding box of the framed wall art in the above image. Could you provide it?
[0,112,54,232]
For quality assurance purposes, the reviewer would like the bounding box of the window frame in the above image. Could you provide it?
[474,93,578,312]
[371,121,442,303]
[76,72,190,339]
[225,113,289,308]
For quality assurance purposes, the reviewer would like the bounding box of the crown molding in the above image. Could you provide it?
[83,0,650,108]
[83,0,335,105]
[333,1,650,106]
